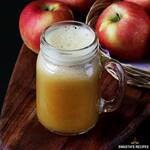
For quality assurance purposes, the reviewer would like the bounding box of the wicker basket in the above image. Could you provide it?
[86,0,150,89]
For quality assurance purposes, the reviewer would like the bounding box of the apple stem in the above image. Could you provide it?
[111,13,121,22]
[116,13,121,21]
[41,5,58,11]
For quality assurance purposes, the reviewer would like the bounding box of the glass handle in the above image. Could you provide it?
[98,60,126,113]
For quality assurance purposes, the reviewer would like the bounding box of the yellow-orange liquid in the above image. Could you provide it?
[36,55,100,134]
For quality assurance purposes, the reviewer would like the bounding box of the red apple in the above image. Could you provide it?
[19,0,74,53]
[55,0,96,13]
[95,1,150,61]
[124,0,150,13]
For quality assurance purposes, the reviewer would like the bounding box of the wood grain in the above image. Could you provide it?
[0,45,150,150]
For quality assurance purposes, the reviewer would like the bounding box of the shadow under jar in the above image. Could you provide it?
[36,21,125,135]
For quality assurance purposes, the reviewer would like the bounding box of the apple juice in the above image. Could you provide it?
[36,21,100,135]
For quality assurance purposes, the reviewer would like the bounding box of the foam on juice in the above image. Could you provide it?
[45,25,95,50]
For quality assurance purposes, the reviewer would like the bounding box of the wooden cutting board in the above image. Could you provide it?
[0,45,150,150]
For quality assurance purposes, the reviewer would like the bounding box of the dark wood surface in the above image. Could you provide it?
[0,45,150,150]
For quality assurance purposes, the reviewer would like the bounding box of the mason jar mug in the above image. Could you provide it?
[36,21,125,135]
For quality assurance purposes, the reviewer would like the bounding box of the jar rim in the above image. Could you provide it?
[41,20,97,52]
[40,21,99,66]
